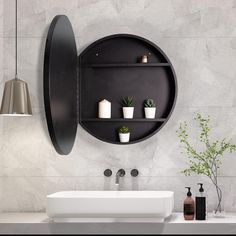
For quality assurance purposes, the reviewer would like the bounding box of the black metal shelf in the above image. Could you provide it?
[79,34,177,145]
[82,118,166,122]
[84,63,170,68]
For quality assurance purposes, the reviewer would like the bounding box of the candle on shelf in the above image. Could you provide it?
[98,99,111,118]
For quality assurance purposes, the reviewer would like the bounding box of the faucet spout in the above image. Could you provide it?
[115,175,120,185]
[115,169,125,185]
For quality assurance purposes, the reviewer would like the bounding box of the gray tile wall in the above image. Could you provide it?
[1,0,236,212]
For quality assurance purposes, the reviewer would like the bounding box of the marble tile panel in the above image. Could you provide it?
[1,177,46,212]
[162,0,236,37]
[157,38,236,107]
[3,37,45,71]
[3,0,46,38]
[2,176,235,212]
[0,115,48,177]
[1,0,236,213]
[0,0,3,37]
[3,0,236,39]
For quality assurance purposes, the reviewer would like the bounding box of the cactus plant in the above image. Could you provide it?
[122,96,134,107]
[144,99,156,107]
[118,126,129,134]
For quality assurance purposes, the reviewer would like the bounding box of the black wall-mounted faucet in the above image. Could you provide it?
[115,169,125,185]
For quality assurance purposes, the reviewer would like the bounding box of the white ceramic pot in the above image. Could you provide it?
[123,107,134,119]
[144,107,156,119]
[119,133,130,143]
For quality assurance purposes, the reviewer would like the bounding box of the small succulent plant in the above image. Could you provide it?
[118,126,129,134]
[122,96,134,107]
[144,99,156,107]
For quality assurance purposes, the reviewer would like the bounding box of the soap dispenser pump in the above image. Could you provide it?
[195,183,206,220]
[184,187,195,220]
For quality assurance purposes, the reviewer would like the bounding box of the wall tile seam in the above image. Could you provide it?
[2,36,236,39]
[2,36,47,39]
[163,36,236,39]
[1,176,236,178]
[175,105,235,108]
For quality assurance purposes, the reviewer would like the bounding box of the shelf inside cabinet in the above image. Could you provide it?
[82,118,166,122]
[83,63,170,68]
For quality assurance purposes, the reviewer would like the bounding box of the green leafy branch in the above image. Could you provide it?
[176,113,236,213]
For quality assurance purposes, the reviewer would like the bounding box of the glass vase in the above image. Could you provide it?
[212,184,225,218]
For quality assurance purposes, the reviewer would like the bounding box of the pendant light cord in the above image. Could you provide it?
[15,0,18,79]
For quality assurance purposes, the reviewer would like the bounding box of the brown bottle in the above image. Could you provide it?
[184,187,195,220]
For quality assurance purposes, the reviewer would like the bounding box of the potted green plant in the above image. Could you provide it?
[118,126,130,143]
[122,96,134,119]
[144,99,156,118]
[176,113,236,217]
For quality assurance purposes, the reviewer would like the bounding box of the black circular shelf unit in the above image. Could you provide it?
[79,34,177,144]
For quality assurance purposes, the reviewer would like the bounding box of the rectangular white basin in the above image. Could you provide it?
[47,191,174,222]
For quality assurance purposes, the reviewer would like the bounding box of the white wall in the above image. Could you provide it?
[1,0,236,212]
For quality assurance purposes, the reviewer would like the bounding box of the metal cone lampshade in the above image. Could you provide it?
[0,79,32,116]
[0,0,32,116]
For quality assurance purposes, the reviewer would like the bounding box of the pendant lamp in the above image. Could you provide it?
[0,0,32,116]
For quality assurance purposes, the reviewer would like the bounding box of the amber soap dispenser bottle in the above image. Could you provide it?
[184,187,195,220]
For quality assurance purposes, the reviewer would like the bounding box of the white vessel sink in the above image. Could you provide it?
[46,191,174,222]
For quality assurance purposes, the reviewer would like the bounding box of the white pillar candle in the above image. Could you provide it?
[98,99,111,118]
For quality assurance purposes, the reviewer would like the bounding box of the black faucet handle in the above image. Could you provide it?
[104,169,112,177]
[131,169,139,177]
[117,169,125,177]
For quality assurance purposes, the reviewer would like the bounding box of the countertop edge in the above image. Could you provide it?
[0,213,235,235]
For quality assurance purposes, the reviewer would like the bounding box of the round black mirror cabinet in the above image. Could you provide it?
[44,15,177,155]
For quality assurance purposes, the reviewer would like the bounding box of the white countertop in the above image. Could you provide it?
[167,212,236,224]
[1,212,236,223]
[0,212,236,234]
[0,213,49,223]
